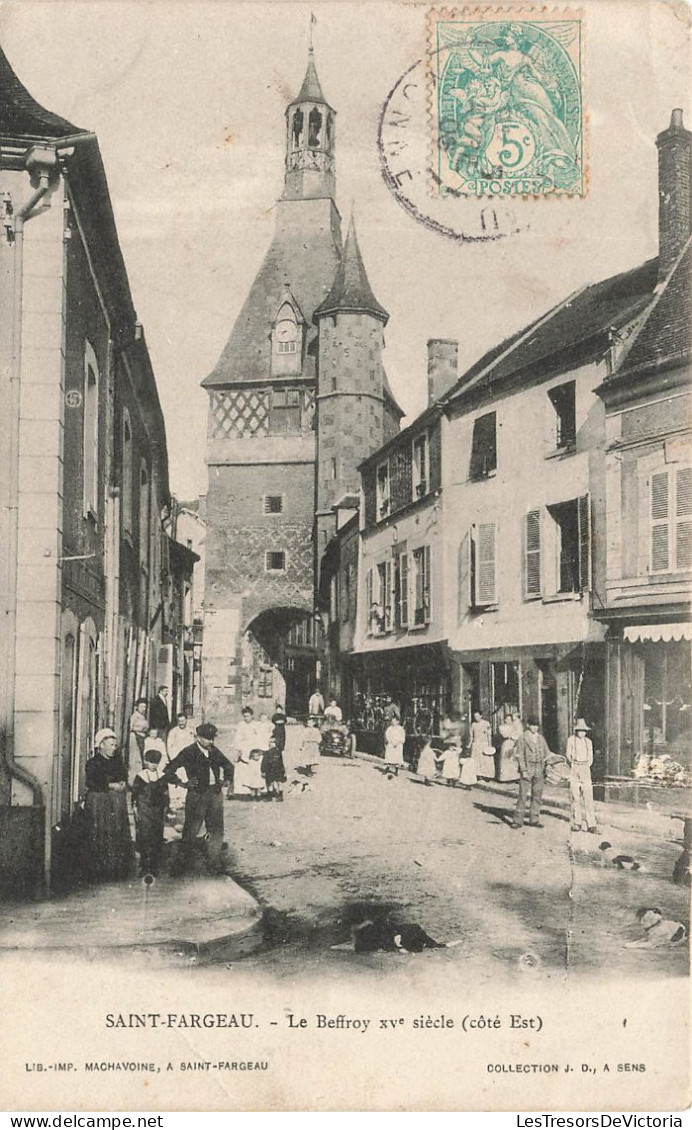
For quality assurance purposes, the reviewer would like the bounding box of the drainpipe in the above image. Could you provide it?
[2,135,96,807]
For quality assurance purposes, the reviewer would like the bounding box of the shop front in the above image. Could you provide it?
[450,642,606,774]
[605,622,692,796]
[346,643,451,758]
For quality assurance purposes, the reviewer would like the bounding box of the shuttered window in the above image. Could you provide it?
[650,471,670,572]
[524,510,541,598]
[458,533,471,621]
[472,522,497,606]
[675,467,692,570]
[395,552,409,628]
[365,567,374,634]
[651,467,692,573]
[378,560,393,632]
[412,545,431,625]
[269,387,301,434]
[577,494,591,592]
[469,412,497,480]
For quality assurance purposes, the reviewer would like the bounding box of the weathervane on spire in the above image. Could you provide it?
[309,11,316,51]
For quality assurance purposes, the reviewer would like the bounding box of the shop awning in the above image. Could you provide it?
[624,622,692,643]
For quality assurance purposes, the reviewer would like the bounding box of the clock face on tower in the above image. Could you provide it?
[276,319,298,343]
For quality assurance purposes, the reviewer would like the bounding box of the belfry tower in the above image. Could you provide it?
[202,40,400,723]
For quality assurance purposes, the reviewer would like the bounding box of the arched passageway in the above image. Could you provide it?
[244,606,325,719]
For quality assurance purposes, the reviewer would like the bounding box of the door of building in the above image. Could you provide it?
[538,661,559,752]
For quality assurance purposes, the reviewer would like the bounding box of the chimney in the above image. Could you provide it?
[427,339,458,404]
[656,108,692,280]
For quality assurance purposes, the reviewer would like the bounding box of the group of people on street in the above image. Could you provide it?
[232,705,288,800]
[80,677,599,888]
[411,708,597,832]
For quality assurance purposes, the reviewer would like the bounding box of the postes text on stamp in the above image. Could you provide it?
[429,7,584,198]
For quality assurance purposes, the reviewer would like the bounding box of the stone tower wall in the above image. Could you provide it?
[316,312,386,548]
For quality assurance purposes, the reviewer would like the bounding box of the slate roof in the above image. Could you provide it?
[0,45,85,139]
[613,239,692,377]
[314,217,389,323]
[382,367,405,418]
[444,257,660,406]
[202,205,343,387]
[289,48,331,109]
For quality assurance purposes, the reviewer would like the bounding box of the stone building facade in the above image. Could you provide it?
[0,47,185,895]
[595,112,691,792]
[202,47,401,724]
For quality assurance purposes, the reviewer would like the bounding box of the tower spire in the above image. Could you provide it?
[283,42,336,201]
[315,213,388,323]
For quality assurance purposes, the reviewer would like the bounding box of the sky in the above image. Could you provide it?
[0,0,689,498]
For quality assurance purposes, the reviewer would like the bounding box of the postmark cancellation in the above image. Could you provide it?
[428,7,585,198]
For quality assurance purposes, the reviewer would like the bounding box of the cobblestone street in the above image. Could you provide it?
[204,741,689,984]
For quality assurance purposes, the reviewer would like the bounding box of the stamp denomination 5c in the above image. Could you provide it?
[429,7,585,198]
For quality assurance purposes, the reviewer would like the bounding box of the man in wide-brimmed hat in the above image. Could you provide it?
[565,718,598,834]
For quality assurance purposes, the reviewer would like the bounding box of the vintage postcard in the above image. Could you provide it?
[0,0,690,1114]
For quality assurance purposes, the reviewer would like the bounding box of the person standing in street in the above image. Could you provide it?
[272,704,287,755]
[149,685,171,738]
[498,713,521,783]
[511,715,551,829]
[467,710,495,781]
[163,722,233,874]
[232,705,260,797]
[128,698,149,785]
[383,716,407,775]
[565,719,599,833]
[131,748,169,877]
[167,710,195,760]
[308,687,324,719]
[83,728,134,881]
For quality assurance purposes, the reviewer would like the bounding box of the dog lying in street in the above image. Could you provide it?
[599,841,643,871]
[332,920,462,954]
[624,907,687,948]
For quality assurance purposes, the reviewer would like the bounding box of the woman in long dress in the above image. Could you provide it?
[468,711,495,781]
[83,728,134,882]
[384,719,407,775]
[497,713,521,783]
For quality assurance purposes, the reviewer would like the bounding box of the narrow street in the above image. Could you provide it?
[196,739,689,984]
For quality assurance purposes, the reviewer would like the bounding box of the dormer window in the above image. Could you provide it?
[272,301,302,374]
[274,315,298,353]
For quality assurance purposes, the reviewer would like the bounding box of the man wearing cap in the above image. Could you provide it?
[511,715,552,829]
[163,722,233,874]
[565,719,598,833]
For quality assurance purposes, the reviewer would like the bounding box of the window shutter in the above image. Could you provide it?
[365,567,373,634]
[396,553,409,628]
[675,467,692,570]
[458,533,471,622]
[524,510,542,598]
[650,471,670,572]
[384,560,393,630]
[474,523,497,605]
[424,545,432,622]
[577,494,591,592]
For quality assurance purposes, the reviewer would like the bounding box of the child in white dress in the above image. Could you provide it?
[440,742,461,787]
[416,738,439,785]
[245,748,266,799]
[384,720,407,775]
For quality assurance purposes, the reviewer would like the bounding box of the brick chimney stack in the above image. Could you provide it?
[656,108,692,280]
[427,339,458,405]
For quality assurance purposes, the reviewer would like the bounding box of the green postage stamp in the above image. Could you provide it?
[429,7,585,197]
